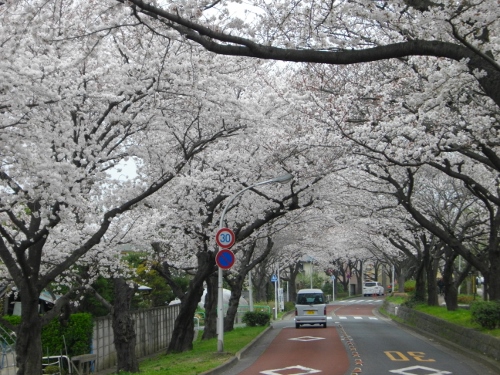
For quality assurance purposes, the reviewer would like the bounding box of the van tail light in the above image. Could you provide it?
[324,307,327,315]
[295,308,298,316]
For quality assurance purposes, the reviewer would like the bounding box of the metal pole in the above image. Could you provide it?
[217,173,293,353]
[277,263,281,312]
[217,264,224,352]
[310,262,313,288]
[248,270,254,312]
[458,257,462,294]
[286,281,289,304]
[274,277,278,320]
[392,264,395,294]
[332,276,335,302]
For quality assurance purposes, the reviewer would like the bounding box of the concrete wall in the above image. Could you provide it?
[93,304,180,372]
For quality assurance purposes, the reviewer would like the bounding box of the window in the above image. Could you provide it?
[296,293,324,304]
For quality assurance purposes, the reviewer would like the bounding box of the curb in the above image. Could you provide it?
[199,325,273,375]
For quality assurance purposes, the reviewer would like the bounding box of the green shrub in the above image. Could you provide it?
[470,301,500,329]
[2,313,93,356]
[404,280,416,293]
[0,315,20,345]
[401,295,421,308]
[284,301,295,312]
[61,313,93,356]
[42,365,61,374]
[457,294,475,304]
[242,311,270,327]
[336,292,349,299]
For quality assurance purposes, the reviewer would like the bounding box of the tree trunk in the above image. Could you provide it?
[443,283,458,311]
[425,247,439,306]
[285,263,301,303]
[442,251,458,310]
[253,262,269,302]
[338,264,350,294]
[224,275,243,332]
[112,278,139,373]
[202,273,218,340]
[357,261,363,295]
[426,270,438,306]
[398,273,406,292]
[488,249,500,301]
[168,251,215,353]
[15,295,43,375]
[414,261,426,302]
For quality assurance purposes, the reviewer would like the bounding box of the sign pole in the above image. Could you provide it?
[248,270,254,312]
[274,278,277,320]
[215,228,235,353]
[216,173,294,353]
[273,273,278,320]
[217,262,224,352]
[332,275,335,302]
[215,229,235,353]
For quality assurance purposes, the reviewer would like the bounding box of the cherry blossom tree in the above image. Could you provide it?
[109,0,500,300]
[273,33,499,299]
[125,55,356,351]
[117,0,499,107]
[0,1,256,373]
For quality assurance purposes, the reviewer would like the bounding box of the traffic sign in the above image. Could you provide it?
[216,227,235,248]
[271,274,278,282]
[216,249,235,269]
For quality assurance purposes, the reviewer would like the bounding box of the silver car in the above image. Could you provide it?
[294,288,327,328]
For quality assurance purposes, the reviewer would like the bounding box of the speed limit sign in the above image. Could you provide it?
[216,227,235,248]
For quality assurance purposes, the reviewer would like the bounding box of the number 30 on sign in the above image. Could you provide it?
[216,228,235,248]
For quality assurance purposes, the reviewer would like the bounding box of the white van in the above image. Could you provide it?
[363,282,384,296]
[294,288,327,328]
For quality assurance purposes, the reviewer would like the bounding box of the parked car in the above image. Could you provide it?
[294,288,327,328]
[363,282,384,296]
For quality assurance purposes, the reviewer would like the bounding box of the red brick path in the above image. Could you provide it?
[237,324,349,375]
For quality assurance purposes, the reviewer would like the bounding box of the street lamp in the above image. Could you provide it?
[217,172,293,352]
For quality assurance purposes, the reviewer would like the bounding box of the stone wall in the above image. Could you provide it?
[383,301,500,363]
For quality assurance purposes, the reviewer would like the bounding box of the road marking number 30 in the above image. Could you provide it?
[385,351,435,362]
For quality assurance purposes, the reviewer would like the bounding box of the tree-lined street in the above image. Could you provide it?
[1,0,499,374]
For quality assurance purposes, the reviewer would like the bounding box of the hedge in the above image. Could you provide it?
[1,313,93,356]
[470,301,500,330]
[242,311,271,326]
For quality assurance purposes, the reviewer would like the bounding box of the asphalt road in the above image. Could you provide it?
[216,297,499,375]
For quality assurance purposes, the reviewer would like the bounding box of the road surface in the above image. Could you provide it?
[219,297,498,375]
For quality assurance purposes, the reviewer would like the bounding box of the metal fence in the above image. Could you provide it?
[0,325,16,375]
[93,304,180,372]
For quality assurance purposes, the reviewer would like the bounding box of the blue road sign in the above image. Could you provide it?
[216,249,235,269]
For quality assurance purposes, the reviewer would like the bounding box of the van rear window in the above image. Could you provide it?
[296,293,324,304]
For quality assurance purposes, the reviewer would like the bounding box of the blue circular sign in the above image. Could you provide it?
[216,249,235,269]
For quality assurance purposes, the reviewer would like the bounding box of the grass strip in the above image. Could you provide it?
[385,295,500,337]
[117,325,267,375]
